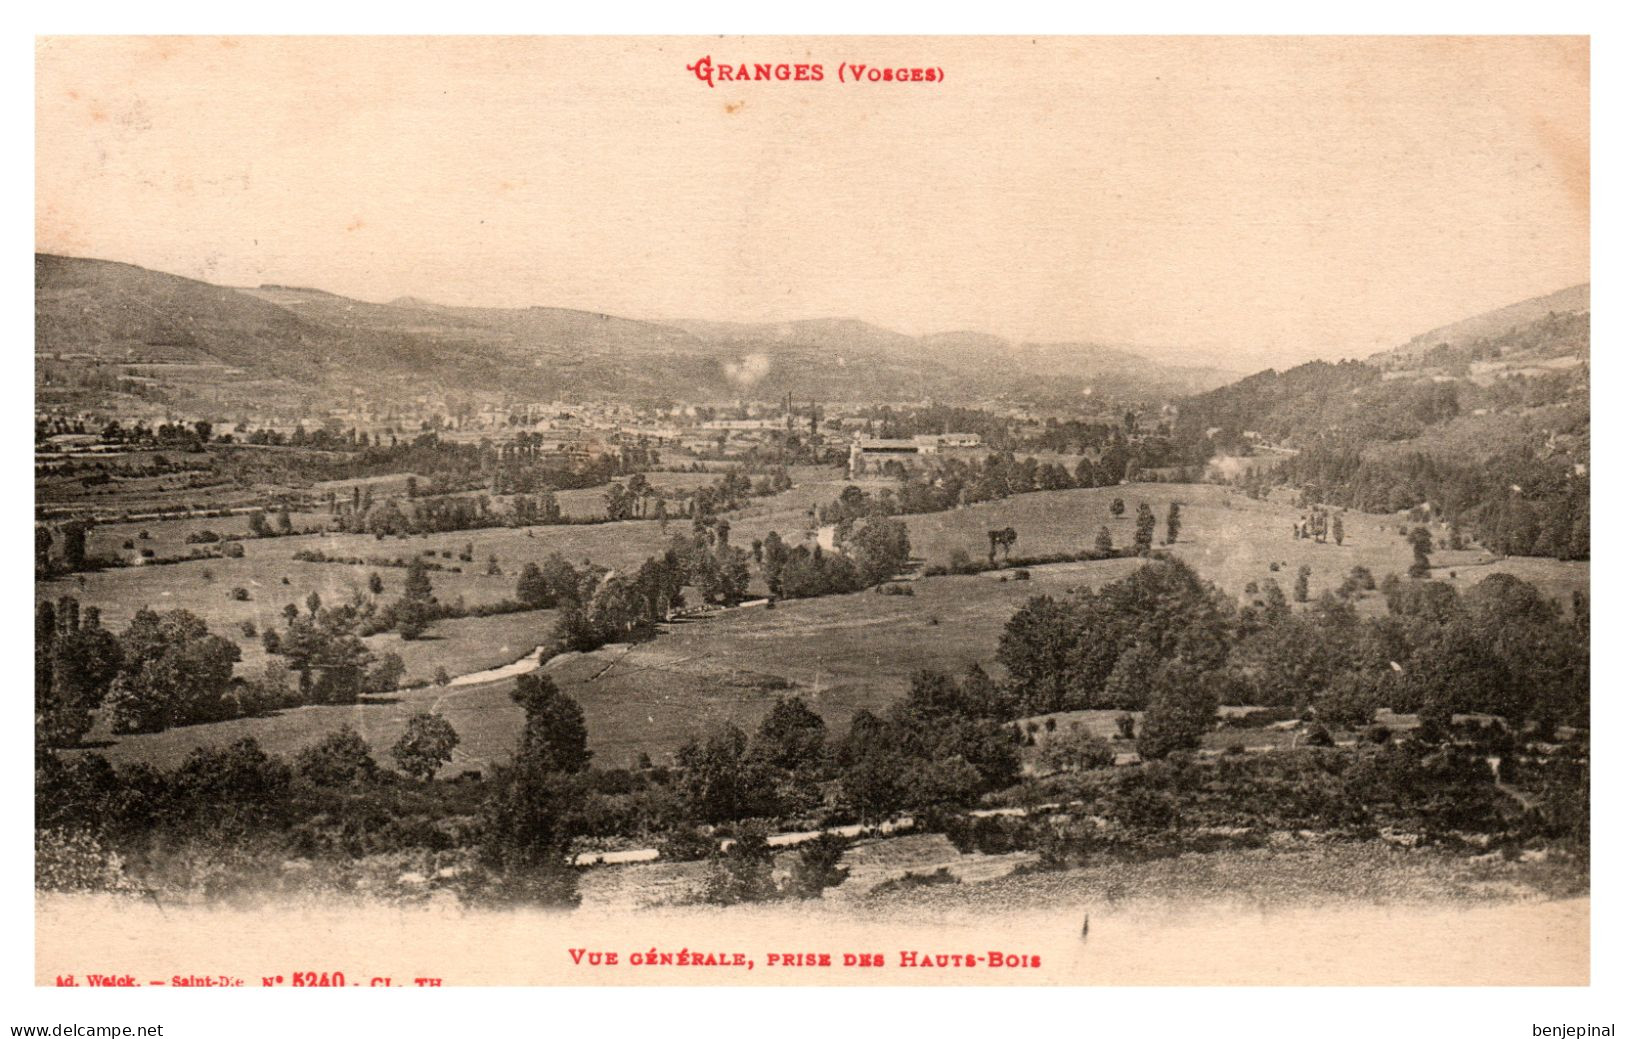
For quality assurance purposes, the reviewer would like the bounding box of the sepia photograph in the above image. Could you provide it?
[26,32,1592,999]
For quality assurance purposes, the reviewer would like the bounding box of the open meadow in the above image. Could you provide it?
[49,477,1588,773]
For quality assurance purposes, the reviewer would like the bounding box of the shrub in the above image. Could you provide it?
[782,834,850,899]
[1040,727,1117,773]
[698,824,783,905]
[942,814,1038,855]
[296,725,379,786]
[36,828,138,894]
[1303,722,1335,747]
[658,826,719,862]
[1361,723,1393,745]
[392,713,460,781]
[868,868,959,897]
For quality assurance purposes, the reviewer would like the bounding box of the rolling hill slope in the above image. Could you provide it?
[37,254,1236,409]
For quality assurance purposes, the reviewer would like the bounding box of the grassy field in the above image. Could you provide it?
[50,476,1588,773]
[72,559,1144,772]
[905,481,1588,611]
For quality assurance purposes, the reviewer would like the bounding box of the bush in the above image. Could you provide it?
[698,824,783,905]
[782,833,850,899]
[1360,723,1393,745]
[658,826,719,862]
[941,813,1038,855]
[36,828,138,894]
[392,713,460,781]
[1303,722,1335,747]
[296,725,379,786]
[868,868,960,897]
[1040,727,1117,773]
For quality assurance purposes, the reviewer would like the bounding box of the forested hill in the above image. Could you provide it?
[1379,284,1590,369]
[36,254,1235,410]
[1173,293,1589,561]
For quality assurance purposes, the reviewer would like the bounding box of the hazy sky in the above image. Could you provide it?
[36,36,1588,370]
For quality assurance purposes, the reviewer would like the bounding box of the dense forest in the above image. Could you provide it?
[1174,312,1589,560]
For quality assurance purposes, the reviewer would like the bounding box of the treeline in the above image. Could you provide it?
[949,736,1586,870]
[755,518,911,600]
[34,675,856,907]
[35,559,1589,906]
[603,467,791,522]
[824,453,1128,526]
[1172,314,1589,562]
[33,595,407,742]
[845,404,1121,452]
[1276,442,1588,561]
[997,558,1588,737]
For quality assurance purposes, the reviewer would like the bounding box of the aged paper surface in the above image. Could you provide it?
[33,35,1589,989]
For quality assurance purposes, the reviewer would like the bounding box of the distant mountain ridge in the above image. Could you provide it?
[35,254,1238,409]
[1372,284,1590,368]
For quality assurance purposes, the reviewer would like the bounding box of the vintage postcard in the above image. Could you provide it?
[32,35,1589,990]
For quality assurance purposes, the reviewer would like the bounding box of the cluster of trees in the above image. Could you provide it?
[32,597,340,742]
[1277,444,1587,561]
[997,560,1231,725]
[35,599,122,746]
[326,489,557,538]
[82,419,217,452]
[997,558,1588,743]
[673,697,829,824]
[489,433,655,495]
[825,451,1129,525]
[604,467,791,523]
[842,404,1179,467]
[35,521,112,576]
[837,668,1023,819]
[322,432,630,491]
[261,593,407,705]
[1174,314,1588,562]
[1293,506,1340,544]
[539,520,755,655]
[550,549,692,653]
[756,518,912,600]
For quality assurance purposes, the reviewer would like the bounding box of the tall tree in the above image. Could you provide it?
[392,712,460,781]
[752,696,827,774]
[510,673,592,774]
[1093,525,1114,555]
[106,608,241,733]
[1133,503,1157,555]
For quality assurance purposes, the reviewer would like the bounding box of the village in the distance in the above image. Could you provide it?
[33,250,1590,956]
